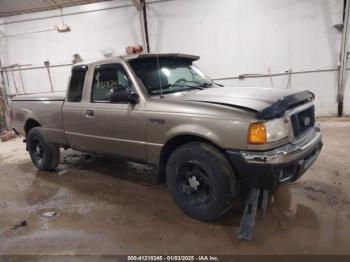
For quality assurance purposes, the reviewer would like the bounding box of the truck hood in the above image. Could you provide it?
[178,86,296,112]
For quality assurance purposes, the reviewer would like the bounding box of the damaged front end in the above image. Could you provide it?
[228,91,323,240]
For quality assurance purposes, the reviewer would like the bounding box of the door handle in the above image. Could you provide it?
[85,110,94,118]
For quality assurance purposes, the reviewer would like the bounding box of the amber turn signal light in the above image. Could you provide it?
[248,122,267,144]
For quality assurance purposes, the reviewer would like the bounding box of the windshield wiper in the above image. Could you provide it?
[202,82,214,88]
[214,82,224,87]
[172,83,204,90]
[171,81,214,90]
[150,82,211,95]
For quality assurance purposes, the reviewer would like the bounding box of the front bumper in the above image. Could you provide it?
[226,126,323,189]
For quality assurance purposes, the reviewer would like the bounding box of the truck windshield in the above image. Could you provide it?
[129,57,213,96]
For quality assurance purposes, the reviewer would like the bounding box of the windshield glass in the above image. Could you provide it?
[129,57,213,96]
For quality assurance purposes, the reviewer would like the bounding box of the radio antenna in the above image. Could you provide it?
[156,55,164,98]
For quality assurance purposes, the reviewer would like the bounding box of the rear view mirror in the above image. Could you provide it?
[110,88,139,104]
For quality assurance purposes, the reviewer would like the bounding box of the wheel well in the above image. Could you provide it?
[24,119,41,137]
[157,135,222,183]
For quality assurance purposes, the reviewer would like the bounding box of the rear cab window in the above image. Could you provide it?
[67,65,88,102]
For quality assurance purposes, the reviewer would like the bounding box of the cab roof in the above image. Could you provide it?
[122,53,200,61]
[73,53,200,68]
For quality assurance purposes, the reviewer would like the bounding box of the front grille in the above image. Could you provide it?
[291,105,315,137]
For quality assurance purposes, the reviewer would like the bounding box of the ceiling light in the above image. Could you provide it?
[56,8,71,33]
[56,24,71,33]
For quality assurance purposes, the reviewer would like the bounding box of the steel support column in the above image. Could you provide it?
[140,0,150,53]
[338,0,350,116]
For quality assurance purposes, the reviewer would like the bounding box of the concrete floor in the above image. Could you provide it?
[0,117,350,255]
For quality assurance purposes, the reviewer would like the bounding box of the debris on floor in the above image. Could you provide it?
[0,131,17,142]
[58,170,69,176]
[41,211,57,218]
[11,220,27,230]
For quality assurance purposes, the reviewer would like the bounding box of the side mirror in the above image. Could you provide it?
[128,92,139,104]
[110,88,139,104]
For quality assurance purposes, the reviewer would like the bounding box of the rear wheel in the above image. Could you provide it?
[166,142,237,221]
[27,127,60,171]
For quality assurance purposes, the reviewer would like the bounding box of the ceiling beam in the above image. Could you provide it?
[0,0,113,18]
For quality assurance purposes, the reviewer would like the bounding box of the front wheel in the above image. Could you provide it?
[166,142,237,221]
[27,127,60,171]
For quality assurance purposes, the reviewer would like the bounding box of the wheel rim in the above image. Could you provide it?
[31,139,44,166]
[176,161,212,204]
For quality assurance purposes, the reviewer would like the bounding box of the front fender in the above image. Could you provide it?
[164,124,223,148]
[146,114,250,163]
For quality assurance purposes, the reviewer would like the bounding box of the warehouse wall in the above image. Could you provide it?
[0,18,5,68]
[0,0,143,94]
[0,0,348,116]
[147,0,343,116]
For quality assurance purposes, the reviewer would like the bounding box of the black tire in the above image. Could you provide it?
[27,127,60,171]
[166,142,237,221]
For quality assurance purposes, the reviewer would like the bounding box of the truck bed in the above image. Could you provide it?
[11,91,68,146]
[12,91,66,101]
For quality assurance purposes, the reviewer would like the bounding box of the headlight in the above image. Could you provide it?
[248,118,289,144]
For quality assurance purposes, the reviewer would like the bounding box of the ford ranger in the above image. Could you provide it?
[11,53,323,223]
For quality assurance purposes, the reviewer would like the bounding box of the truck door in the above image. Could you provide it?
[62,63,147,161]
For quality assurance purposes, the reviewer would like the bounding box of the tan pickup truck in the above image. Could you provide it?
[11,53,322,222]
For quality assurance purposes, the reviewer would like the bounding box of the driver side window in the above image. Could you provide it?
[91,64,133,103]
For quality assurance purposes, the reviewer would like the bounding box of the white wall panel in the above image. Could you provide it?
[0,0,348,116]
[1,0,143,93]
[147,0,343,116]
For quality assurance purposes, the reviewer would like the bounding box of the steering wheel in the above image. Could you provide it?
[174,78,187,84]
